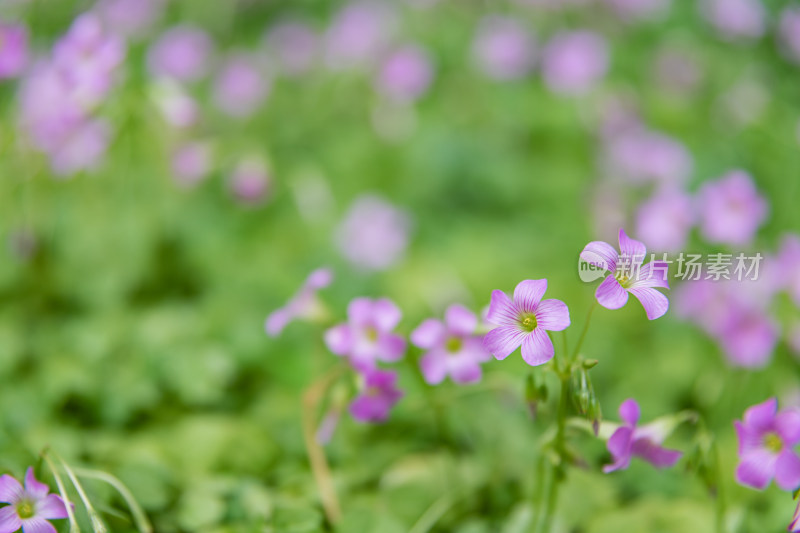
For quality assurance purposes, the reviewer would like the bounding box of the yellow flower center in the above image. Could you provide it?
[445,336,462,353]
[16,500,35,520]
[520,313,537,332]
[365,327,378,342]
[764,432,782,453]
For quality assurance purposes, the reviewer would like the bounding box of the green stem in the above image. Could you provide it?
[570,301,597,361]
[537,362,571,533]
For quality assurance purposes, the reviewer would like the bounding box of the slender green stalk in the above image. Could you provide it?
[73,468,153,533]
[570,302,597,360]
[42,453,81,533]
[58,458,107,533]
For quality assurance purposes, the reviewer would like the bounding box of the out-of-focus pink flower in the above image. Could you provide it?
[349,368,404,423]
[653,49,702,95]
[150,79,198,129]
[697,170,767,246]
[471,16,536,81]
[602,127,692,185]
[604,399,682,473]
[335,194,411,271]
[213,53,269,118]
[228,156,271,205]
[171,141,212,187]
[735,398,800,491]
[265,268,333,337]
[718,306,778,368]
[701,0,765,41]
[779,7,800,65]
[635,188,695,253]
[0,22,28,78]
[777,234,800,307]
[95,0,165,39]
[49,118,110,176]
[602,0,670,21]
[148,25,214,81]
[375,44,433,103]
[542,30,609,95]
[263,21,318,77]
[324,1,397,70]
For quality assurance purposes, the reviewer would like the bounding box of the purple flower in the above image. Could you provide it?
[263,21,318,77]
[334,194,411,272]
[411,305,491,385]
[213,53,269,118]
[602,0,669,21]
[0,467,69,533]
[171,141,212,187]
[602,127,692,185]
[635,188,695,253]
[325,297,406,370]
[349,368,404,423]
[735,398,800,491]
[0,22,28,78]
[471,16,536,81]
[375,44,433,103]
[581,229,670,320]
[718,305,778,368]
[541,30,609,95]
[483,279,570,366]
[701,0,765,41]
[150,79,198,129]
[49,117,111,176]
[95,0,165,39]
[324,1,397,71]
[778,234,800,307]
[147,25,214,81]
[266,268,333,337]
[604,399,682,473]
[697,170,767,246]
[779,7,800,65]
[228,156,271,205]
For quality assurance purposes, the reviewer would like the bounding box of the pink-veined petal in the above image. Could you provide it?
[37,494,68,520]
[0,506,22,533]
[24,468,49,500]
[743,397,777,432]
[347,297,374,326]
[580,240,618,272]
[775,409,800,446]
[535,299,570,331]
[596,275,628,309]
[485,290,519,327]
[619,398,640,426]
[372,298,402,331]
[483,326,525,360]
[775,450,800,491]
[410,319,445,349]
[520,328,554,366]
[513,279,548,313]
[324,324,353,356]
[629,287,669,320]
[445,304,477,335]
[736,449,777,490]
[630,261,670,289]
[21,517,57,533]
[0,474,23,504]
[419,350,448,385]
[618,228,647,268]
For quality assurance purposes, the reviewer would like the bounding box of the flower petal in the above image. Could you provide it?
[743,397,777,432]
[513,279,548,313]
[419,350,448,385]
[603,426,634,473]
[324,324,353,356]
[736,449,777,490]
[447,356,483,384]
[619,399,640,426]
[372,298,402,331]
[534,299,570,331]
[486,290,519,327]
[306,268,333,290]
[0,506,22,533]
[630,261,670,289]
[0,474,23,504]
[618,228,647,268]
[24,468,49,500]
[410,319,445,349]
[376,332,406,362]
[264,307,292,337]
[631,438,682,469]
[520,328,554,366]
[445,304,477,335]
[776,450,800,491]
[37,494,68,520]
[628,287,669,320]
[595,275,628,310]
[21,517,57,533]
[483,326,525,360]
[347,297,374,326]
[580,240,618,272]
[775,409,800,446]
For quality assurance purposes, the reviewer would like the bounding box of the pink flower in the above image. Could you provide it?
[483,279,570,366]
[411,305,491,385]
[349,368,404,423]
[375,44,434,103]
[602,128,692,185]
[150,79,198,129]
[325,297,407,370]
[581,229,670,320]
[697,170,767,246]
[95,0,165,39]
[49,118,111,176]
[147,25,214,81]
[635,188,695,253]
[701,0,765,41]
[228,156,271,205]
[213,53,269,118]
[777,234,800,307]
[541,30,609,95]
[324,1,397,71]
[735,398,800,491]
[602,0,670,21]
[265,268,333,337]
[0,22,28,78]
[263,21,318,77]
[171,141,212,187]
[471,16,536,81]
[0,467,69,533]
[779,7,800,65]
[604,399,682,473]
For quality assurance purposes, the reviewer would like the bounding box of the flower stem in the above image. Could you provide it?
[570,301,597,361]
[42,451,81,533]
